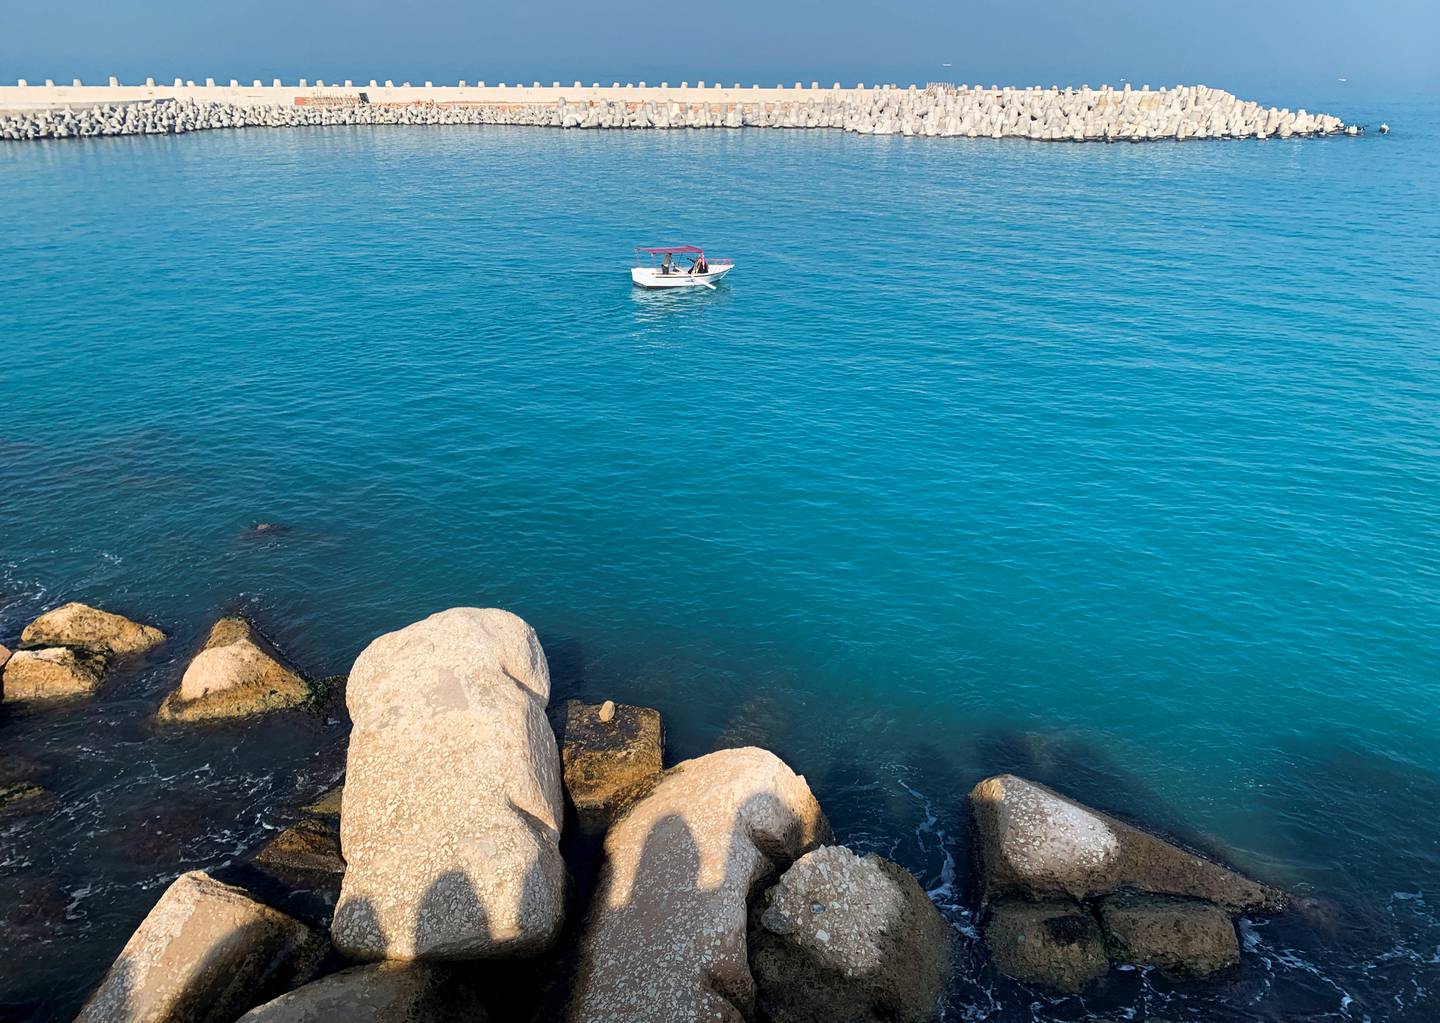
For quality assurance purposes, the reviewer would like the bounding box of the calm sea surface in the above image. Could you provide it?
[1,94,1437,1021]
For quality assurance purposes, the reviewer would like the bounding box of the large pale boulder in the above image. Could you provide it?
[76,870,326,1023]
[157,617,310,722]
[331,608,565,961]
[20,602,164,657]
[568,747,832,1023]
[749,845,950,1023]
[969,775,1282,913]
[983,898,1108,994]
[237,962,487,1023]
[553,698,664,831]
[2,646,108,703]
[1097,894,1239,976]
[0,643,11,670]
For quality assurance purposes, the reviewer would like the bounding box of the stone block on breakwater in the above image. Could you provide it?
[76,870,326,1023]
[553,697,664,832]
[157,616,311,722]
[969,774,1282,912]
[330,607,566,961]
[983,898,1109,994]
[749,845,951,1023]
[1097,893,1240,977]
[2,646,108,703]
[237,962,488,1023]
[20,601,165,657]
[567,747,830,1023]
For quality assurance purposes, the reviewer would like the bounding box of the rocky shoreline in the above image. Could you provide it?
[0,601,1306,1021]
[0,83,1359,142]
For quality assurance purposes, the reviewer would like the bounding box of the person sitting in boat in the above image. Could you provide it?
[690,254,709,275]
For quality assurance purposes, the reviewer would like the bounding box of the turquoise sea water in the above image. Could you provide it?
[2,94,1438,1020]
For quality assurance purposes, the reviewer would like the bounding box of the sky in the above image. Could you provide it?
[3,0,1436,100]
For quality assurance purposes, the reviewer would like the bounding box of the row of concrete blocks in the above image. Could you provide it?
[0,99,1359,142]
[8,78,1228,93]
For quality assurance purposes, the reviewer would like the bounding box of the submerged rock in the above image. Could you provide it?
[157,616,310,722]
[568,746,831,1023]
[0,780,49,815]
[750,845,950,1023]
[2,646,109,703]
[76,870,326,1022]
[969,774,1283,913]
[554,697,664,831]
[237,962,486,1023]
[303,785,343,817]
[253,816,345,889]
[331,607,565,961]
[983,898,1109,994]
[1097,894,1239,976]
[20,601,165,658]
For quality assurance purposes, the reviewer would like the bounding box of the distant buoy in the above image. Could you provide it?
[1379,123,1390,134]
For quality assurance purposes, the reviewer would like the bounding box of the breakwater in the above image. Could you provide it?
[0,80,1358,142]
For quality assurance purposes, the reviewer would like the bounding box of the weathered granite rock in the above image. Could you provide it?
[568,746,832,1023]
[554,698,663,831]
[969,775,1282,913]
[2,646,108,703]
[984,898,1109,994]
[237,962,487,1023]
[253,816,345,888]
[76,870,326,1023]
[331,608,565,961]
[0,642,11,671]
[750,845,950,1023]
[157,617,309,722]
[20,602,164,657]
[1097,894,1239,976]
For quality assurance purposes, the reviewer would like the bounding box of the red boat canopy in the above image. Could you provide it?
[636,245,704,255]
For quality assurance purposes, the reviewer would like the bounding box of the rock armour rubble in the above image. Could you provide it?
[0,85,1354,142]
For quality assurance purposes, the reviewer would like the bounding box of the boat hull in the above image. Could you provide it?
[631,264,734,289]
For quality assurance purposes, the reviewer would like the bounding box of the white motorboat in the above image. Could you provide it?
[632,245,734,289]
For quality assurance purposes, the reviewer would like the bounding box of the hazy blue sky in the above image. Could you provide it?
[4,1,1436,97]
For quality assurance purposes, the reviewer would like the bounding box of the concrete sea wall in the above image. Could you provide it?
[0,79,1358,142]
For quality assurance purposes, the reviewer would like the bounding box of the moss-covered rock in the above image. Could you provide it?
[553,698,663,831]
[2,646,109,704]
[20,602,165,658]
[1098,894,1240,977]
[984,898,1109,994]
[157,617,311,723]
